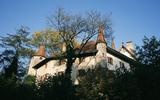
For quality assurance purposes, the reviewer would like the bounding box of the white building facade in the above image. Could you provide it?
[28,26,136,82]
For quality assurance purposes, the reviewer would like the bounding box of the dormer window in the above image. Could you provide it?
[108,57,113,65]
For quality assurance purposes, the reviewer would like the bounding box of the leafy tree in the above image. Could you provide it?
[38,74,76,100]
[0,26,33,78]
[23,75,36,86]
[76,63,109,100]
[109,67,141,100]
[48,8,113,79]
[136,36,160,66]
[76,63,142,100]
[0,74,38,100]
[30,28,62,56]
[135,36,160,100]
[0,50,15,73]
[4,54,18,78]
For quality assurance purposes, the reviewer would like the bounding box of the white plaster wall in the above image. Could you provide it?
[28,56,45,76]
[107,53,130,70]
[120,48,133,59]
[34,60,78,82]
[77,52,130,71]
[28,45,131,83]
[78,56,96,70]
[36,64,47,76]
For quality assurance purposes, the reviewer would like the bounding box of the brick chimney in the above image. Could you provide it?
[126,41,134,53]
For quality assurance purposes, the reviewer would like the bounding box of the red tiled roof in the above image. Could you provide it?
[74,41,96,53]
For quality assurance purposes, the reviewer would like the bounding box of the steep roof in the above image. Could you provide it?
[33,50,97,69]
[33,41,137,69]
[74,41,96,53]
[96,25,106,43]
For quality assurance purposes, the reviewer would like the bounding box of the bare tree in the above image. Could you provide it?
[48,8,113,79]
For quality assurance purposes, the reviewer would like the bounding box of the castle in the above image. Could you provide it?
[28,26,136,83]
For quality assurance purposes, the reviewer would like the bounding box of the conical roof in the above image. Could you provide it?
[96,25,106,43]
[35,45,45,57]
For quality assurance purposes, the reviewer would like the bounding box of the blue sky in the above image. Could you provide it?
[0,0,160,48]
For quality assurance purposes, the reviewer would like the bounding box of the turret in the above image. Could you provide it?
[28,45,46,76]
[126,41,134,54]
[96,25,107,62]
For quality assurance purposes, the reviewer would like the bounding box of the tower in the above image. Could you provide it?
[96,25,107,62]
[28,45,46,76]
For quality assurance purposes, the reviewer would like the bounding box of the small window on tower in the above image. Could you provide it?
[108,57,113,65]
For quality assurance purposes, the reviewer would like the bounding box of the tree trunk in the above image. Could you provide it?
[65,45,74,79]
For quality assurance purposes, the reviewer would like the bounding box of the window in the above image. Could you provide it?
[102,53,105,57]
[59,59,65,65]
[119,61,125,68]
[108,57,113,65]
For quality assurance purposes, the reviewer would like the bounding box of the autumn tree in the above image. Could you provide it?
[48,8,113,79]
[30,28,61,56]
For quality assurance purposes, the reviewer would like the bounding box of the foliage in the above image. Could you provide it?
[135,36,160,100]
[0,26,34,78]
[0,26,33,57]
[0,74,37,100]
[76,63,141,100]
[136,36,160,65]
[76,64,110,100]
[109,67,141,100]
[4,54,18,78]
[0,50,15,72]
[48,8,113,79]
[23,75,36,86]
[38,74,76,100]
[30,28,61,56]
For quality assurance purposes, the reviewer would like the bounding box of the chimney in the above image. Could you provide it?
[35,45,45,57]
[126,41,134,53]
[96,25,106,43]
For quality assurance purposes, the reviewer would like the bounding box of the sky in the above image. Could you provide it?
[0,0,160,48]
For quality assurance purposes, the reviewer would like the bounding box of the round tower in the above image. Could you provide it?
[28,45,46,76]
[96,25,107,62]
